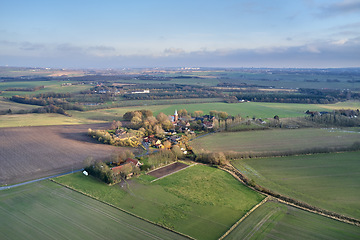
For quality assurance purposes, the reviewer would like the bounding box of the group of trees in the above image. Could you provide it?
[10,94,83,115]
[306,110,360,127]
[195,151,228,166]
[88,128,142,147]
[123,110,172,137]
[84,160,115,184]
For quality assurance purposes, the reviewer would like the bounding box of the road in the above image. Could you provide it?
[0,169,83,191]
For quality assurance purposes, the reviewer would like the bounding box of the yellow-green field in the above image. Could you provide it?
[0,113,104,128]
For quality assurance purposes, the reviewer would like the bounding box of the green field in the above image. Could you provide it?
[191,128,360,154]
[55,165,265,240]
[0,180,187,240]
[225,201,360,240]
[232,151,360,219]
[0,113,104,128]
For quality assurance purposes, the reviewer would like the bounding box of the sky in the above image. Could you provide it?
[0,0,360,68]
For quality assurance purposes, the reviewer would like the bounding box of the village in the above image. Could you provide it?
[86,109,220,182]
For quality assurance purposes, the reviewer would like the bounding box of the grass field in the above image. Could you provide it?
[0,113,104,128]
[232,151,360,219]
[72,101,360,122]
[191,128,360,154]
[0,180,187,240]
[55,165,265,240]
[225,201,360,240]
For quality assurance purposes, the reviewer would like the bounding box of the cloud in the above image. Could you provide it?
[88,46,115,52]
[19,42,46,51]
[320,0,360,17]
[163,47,185,55]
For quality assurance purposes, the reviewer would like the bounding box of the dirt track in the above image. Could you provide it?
[0,123,127,185]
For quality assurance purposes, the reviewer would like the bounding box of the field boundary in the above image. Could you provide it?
[218,197,269,240]
[50,178,194,240]
[150,163,197,183]
[219,164,360,227]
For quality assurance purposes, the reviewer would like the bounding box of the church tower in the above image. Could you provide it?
[174,109,178,122]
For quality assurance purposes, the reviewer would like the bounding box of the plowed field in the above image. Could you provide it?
[0,123,127,185]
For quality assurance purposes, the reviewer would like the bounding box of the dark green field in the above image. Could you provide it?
[0,180,187,240]
[225,201,360,240]
[55,165,265,240]
[232,151,360,219]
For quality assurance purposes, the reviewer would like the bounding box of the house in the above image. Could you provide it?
[125,158,142,167]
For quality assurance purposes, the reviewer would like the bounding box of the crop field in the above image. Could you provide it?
[225,201,360,240]
[232,151,360,219]
[55,165,265,240]
[0,123,129,185]
[191,128,360,154]
[0,180,186,240]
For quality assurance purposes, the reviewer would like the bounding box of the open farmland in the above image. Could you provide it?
[0,123,129,185]
[191,128,360,154]
[55,165,265,240]
[0,113,105,128]
[225,201,360,240]
[0,180,187,240]
[232,151,360,219]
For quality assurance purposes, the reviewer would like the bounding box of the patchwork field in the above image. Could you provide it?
[0,123,129,185]
[225,201,360,240]
[232,151,360,219]
[191,128,360,154]
[55,165,265,240]
[0,180,187,240]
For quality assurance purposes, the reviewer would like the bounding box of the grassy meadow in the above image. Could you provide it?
[191,128,360,154]
[232,151,360,219]
[0,113,104,128]
[55,164,265,240]
[0,180,187,240]
[225,201,360,240]
[0,97,42,112]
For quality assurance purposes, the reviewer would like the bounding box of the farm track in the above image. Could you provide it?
[0,123,126,185]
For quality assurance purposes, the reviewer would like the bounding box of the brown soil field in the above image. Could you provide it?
[0,123,131,185]
[148,162,189,178]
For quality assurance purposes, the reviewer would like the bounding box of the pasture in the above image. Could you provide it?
[0,123,129,185]
[55,165,265,240]
[225,201,360,240]
[191,128,360,154]
[232,151,360,219]
[0,180,186,240]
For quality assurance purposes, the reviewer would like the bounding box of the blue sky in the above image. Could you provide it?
[0,0,360,68]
